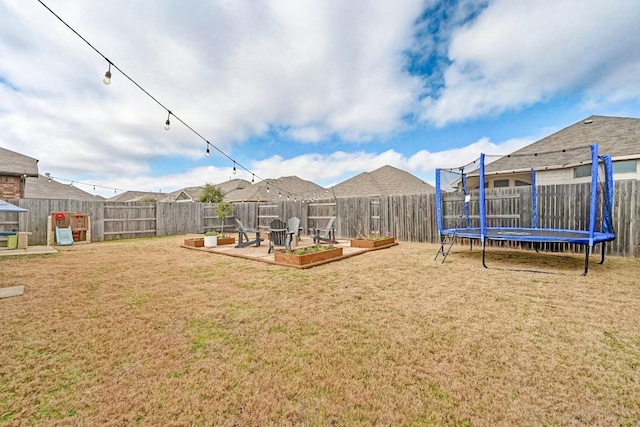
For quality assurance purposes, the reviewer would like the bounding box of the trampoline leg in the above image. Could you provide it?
[434,235,445,261]
[534,242,539,253]
[598,242,606,265]
[469,239,473,251]
[481,240,488,269]
[581,246,590,276]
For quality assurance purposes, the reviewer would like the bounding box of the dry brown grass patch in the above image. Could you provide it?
[1,237,639,426]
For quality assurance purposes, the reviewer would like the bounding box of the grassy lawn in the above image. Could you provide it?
[1,236,639,426]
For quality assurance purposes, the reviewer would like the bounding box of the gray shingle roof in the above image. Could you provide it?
[226,176,325,202]
[108,191,164,202]
[331,165,435,197]
[485,115,640,173]
[25,175,104,200]
[0,146,39,177]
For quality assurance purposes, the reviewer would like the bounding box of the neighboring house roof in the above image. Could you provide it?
[160,186,205,203]
[485,115,640,174]
[159,177,325,203]
[108,191,165,202]
[0,146,39,177]
[159,180,253,203]
[225,176,325,202]
[25,175,105,200]
[331,165,435,197]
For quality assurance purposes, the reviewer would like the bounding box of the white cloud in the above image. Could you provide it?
[420,0,640,126]
[0,0,427,182]
[67,133,533,197]
[250,135,533,187]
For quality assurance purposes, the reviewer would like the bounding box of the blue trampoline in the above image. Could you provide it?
[434,144,616,275]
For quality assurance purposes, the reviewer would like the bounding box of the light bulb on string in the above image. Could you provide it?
[279,192,282,198]
[287,194,290,200]
[205,146,210,158]
[232,161,237,175]
[164,111,171,130]
[103,61,112,85]
[251,174,255,184]
[267,186,270,193]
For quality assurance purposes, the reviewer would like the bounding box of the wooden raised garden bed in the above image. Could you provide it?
[274,246,343,266]
[184,238,204,247]
[350,237,395,248]
[216,237,235,245]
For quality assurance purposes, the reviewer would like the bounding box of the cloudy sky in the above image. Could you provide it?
[1,0,639,197]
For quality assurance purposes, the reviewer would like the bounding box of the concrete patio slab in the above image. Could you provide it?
[0,246,57,257]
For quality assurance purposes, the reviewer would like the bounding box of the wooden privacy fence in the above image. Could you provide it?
[3,179,638,256]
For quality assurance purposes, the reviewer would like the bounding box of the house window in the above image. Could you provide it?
[612,160,637,174]
[574,164,592,178]
[515,180,530,187]
[493,179,509,188]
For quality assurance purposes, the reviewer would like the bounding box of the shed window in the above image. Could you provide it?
[493,179,509,188]
[515,180,530,187]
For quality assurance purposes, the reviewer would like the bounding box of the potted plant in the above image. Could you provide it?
[274,244,343,266]
[204,230,220,248]
[214,200,235,245]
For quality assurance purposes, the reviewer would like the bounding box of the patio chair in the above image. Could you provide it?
[311,216,337,244]
[268,219,289,254]
[235,219,264,248]
[287,216,302,238]
[287,216,301,248]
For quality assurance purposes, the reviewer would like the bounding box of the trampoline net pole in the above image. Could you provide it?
[531,168,538,228]
[588,144,599,247]
[479,153,486,243]
[602,155,614,234]
[435,168,443,234]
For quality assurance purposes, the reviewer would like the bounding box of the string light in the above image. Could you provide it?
[267,186,270,193]
[251,174,255,184]
[164,111,171,130]
[232,161,237,175]
[205,145,210,158]
[103,61,111,85]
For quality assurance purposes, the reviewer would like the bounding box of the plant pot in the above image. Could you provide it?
[350,237,395,248]
[216,237,235,245]
[275,247,343,266]
[204,235,218,248]
[184,238,204,247]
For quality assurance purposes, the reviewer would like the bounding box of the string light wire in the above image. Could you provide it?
[35,0,305,198]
